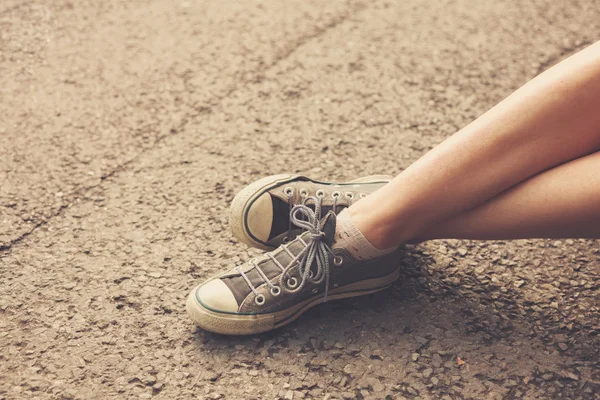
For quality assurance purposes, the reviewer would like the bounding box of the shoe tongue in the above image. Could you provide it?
[320,211,337,247]
[270,196,348,241]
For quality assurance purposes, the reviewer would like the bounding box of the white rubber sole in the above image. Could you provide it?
[186,269,400,335]
[229,174,392,250]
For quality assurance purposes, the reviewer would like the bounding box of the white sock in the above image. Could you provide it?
[332,209,396,261]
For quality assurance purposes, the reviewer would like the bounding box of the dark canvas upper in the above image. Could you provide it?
[259,177,389,247]
[221,212,399,314]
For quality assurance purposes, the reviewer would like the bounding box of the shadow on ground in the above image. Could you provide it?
[190,247,600,399]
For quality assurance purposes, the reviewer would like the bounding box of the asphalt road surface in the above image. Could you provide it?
[1,0,599,399]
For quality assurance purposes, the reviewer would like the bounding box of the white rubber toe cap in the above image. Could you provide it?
[245,192,273,243]
[195,279,239,313]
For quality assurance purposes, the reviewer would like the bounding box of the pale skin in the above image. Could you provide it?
[349,41,600,248]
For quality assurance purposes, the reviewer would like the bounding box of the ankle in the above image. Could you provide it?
[347,199,415,249]
[333,209,396,261]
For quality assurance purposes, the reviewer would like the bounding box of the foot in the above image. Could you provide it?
[188,204,400,335]
[229,174,391,250]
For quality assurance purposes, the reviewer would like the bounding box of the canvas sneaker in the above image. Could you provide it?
[229,174,391,250]
[187,202,400,335]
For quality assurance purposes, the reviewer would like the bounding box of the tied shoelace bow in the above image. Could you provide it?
[237,198,335,303]
[285,190,345,243]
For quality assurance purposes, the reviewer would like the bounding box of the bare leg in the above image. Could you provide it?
[411,151,600,241]
[350,41,600,248]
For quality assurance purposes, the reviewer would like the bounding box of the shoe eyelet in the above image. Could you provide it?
[316,189,326,198]
[333,283,339,288]
[345,192,354,199]
[286,277,298,288]
[333,256,344,266]
[331,191,341,199]
[312,288,318,294]
[359,193,367,198]
[282,236,290,243]
[255,294,266,305]
[270,286,281,296]
[284,187,294,196]
[300,188,309,197]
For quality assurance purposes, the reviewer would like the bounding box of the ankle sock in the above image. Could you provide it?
[332,209,396,261]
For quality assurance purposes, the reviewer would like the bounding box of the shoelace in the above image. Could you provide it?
[285,191,342,242]
[236,198,335,304]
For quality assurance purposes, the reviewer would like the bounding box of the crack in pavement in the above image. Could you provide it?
[0,1,366,256]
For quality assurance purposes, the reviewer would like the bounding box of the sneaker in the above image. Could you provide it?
[187,202,400,335]
[229,174,391,250]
